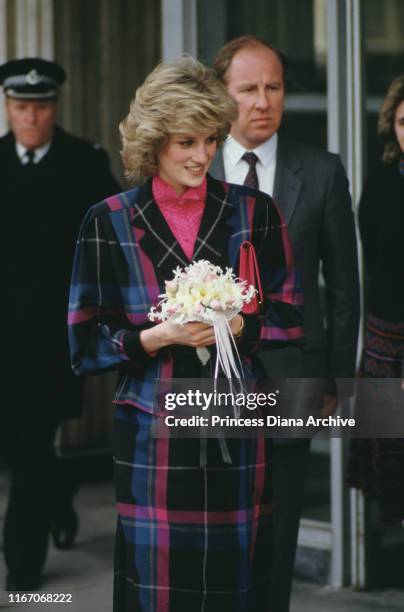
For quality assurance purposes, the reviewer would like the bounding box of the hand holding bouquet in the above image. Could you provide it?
[148,260,256,380]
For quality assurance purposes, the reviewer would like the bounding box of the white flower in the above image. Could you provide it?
[148,259,257,325]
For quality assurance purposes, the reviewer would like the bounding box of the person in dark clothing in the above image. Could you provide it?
[0,57,120,591]
[348,74,404,524]
[211,36,360,612]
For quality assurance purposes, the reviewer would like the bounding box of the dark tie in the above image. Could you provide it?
[242,152,259,189]
[25,149,35,165]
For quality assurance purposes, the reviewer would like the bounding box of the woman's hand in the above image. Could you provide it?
[140,320,216,353]
[229,314,244,338]
[140,314,244,354]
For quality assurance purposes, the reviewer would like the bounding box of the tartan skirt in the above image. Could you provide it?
[112,405,272,612]
[347,313,404,524]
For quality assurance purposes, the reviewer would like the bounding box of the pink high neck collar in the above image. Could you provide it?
[153,175,207,202]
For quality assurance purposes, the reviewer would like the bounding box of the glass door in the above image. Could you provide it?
[197,0,338,587]
[161,0,404,591]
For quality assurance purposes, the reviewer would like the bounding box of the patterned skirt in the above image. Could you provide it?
[112,405,272,612]
[347,313,404,524]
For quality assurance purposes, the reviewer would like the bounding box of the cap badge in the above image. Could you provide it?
[25,69,41,85]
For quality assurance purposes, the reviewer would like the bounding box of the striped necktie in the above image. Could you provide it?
[242,152,259,189]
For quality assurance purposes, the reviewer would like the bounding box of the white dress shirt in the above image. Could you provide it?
[222,133,278,197]
[16,141,51,165]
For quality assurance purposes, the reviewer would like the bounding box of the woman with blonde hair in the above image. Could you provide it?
[348,75,404,523]
[68,56,303,611]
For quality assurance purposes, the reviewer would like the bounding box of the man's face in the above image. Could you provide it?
[225,46,285,149]
[5,98,57,149]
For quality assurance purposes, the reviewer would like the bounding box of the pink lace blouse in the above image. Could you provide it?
[152,175,206,260]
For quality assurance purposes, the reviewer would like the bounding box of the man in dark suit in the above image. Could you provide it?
[211,36,360,612]
[0,58,120,591]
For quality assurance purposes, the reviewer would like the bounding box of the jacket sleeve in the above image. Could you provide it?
[68,208,153,375]
[320,155,360,379]
[239,193,304,354]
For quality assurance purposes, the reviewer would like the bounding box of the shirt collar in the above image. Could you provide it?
[15,140,52,164]
[224,132,278,168]
[153,175,207,204]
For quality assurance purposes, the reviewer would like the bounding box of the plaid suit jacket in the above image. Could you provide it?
[68,174,303,413]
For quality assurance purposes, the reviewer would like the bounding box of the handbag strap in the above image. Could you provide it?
[239,240,264,312]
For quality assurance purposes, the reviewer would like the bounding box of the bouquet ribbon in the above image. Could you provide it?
[197,315,245,420]
[213,315,244,385]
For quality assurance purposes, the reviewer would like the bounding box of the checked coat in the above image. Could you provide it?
[68,174,303,612]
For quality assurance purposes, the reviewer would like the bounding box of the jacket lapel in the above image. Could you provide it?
[273,136,303,225]
[193,174,234,268]
[131,175,234,282]
[131,179,189,283]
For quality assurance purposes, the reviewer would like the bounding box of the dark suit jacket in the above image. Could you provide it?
[1,126,120,417]
[210,135,360,381]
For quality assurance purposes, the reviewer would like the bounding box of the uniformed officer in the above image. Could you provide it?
[0,58,120,591]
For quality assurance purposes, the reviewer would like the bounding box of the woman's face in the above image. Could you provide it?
[157,132,218,194]
[394,100,404,153]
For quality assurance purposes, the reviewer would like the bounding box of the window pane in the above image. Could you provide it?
[364,0,404,168]
[197,0,328,148]
[198,0,327,94]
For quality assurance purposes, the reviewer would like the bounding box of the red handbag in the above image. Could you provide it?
[239,240,264,315]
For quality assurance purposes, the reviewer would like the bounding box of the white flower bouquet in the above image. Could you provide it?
[148,259,257,381]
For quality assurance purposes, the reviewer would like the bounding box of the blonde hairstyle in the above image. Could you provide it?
[378,74,404,163]
[119,56,238,183]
